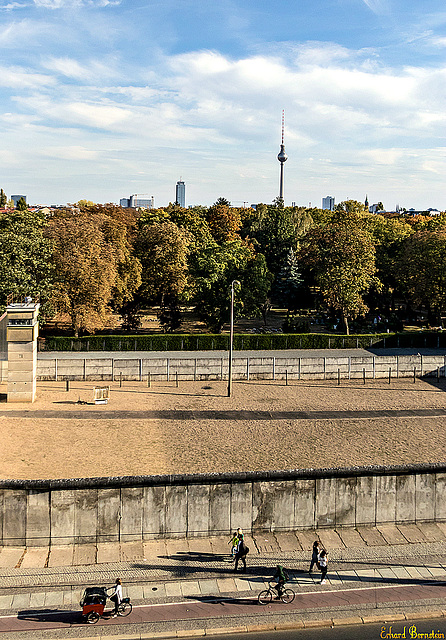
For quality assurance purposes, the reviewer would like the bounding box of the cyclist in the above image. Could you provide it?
[272,564,289,598]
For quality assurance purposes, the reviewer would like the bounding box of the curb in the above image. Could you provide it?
[77,609,446,640]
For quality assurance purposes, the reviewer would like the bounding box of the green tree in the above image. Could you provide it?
[395,228,446,325]
[299,211,379,334]
[16,197,27,211]
[0,210,54,315]
[274,248,303,313]
[190,237,271,332]
[0,189,6,207]
[135,221,191,331]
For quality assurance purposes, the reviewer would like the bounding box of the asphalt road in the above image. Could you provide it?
[197,618,446,640]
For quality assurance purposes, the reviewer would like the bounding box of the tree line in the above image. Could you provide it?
[1,198,445,336]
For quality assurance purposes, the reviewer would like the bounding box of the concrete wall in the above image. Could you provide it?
[0,464,445,546]
[36,354,446,382]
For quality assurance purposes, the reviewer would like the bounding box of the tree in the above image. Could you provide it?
[189,237,272,332]
[299,211,380,334]
[0,210,54,316]
[274,248,303,313]
[135,221,191,331]
[16,197,27,211]
[0,189,6,207]
[46,211,141,336]
[395,228,446,325]
[207,203,242,242]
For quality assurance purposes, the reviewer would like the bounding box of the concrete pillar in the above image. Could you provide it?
[51,490,75,545]
[6,298,39,402]
[435,473,446,521]
[97,488,121,543]
[415,474,435,522]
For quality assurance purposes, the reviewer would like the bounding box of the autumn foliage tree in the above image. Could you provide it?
[46,211,141,336]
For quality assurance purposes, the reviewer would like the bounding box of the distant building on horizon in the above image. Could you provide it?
[120,194,154,208]
[322,195,335,211]
[175,179,185,207]
[11,195,26,208]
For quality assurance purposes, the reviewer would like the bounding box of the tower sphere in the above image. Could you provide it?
[278,144,288,163]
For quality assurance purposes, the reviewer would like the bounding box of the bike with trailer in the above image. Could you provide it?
[80,586,132,624]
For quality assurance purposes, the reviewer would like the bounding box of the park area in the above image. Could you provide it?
[0,377,445,481]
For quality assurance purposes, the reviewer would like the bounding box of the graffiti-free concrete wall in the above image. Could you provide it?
[0,464,444,546]
[36,353,446,382]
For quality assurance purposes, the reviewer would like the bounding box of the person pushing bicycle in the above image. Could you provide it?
[272,565,289,598]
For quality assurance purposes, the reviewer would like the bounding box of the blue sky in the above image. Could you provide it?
[1,0,446,209]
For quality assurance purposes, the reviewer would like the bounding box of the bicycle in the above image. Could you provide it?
[258,581,295,605]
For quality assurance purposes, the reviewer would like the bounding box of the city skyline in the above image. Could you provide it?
[1,0,446,209]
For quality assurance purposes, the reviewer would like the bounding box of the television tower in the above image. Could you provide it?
[277,110,288,201]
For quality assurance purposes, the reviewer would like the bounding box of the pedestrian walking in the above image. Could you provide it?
[309,540,320,573]
[234,534,249,573]
[318,549,328,584]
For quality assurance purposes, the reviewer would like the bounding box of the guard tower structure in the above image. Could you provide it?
[6,296,40,402]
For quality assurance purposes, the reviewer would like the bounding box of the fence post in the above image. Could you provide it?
[220,357,223,381]
[176,371,179,388]
[328,337,331,349]
[437,367,440,382]
[84,358,86,382]
[363,368,366,384]
[373,356,375,379]
[66,379,69,392]
[194,358,197,381]
[396,355,399,379]
[246,358,250,381]
[139,359,142,382]
[413,367,416,384]
[120,371,122,387]
[298,357,301,381]
[272,356,275,381]
[285,369,288,386]
[388,368,391,384]
[337,368,340,385]
[148,372,151,388]
[55,358,58,382]
[420,354,423,378]
[167,358,170,382]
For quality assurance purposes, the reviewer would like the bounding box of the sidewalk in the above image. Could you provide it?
[0,524,445,638]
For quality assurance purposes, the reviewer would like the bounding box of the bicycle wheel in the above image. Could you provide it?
[118,602,132,617]
[281,588,295,604]
[87,611,100,624]
[258,589,273,605]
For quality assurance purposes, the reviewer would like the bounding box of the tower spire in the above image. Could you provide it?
[277,110,288,201]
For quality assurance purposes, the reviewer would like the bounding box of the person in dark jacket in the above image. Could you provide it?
[272,565,289,598]
[234,535,249,572]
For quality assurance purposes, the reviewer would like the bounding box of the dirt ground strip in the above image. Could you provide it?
[0,378,445,480]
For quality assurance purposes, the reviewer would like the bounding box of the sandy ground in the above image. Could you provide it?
[0,378,445,480]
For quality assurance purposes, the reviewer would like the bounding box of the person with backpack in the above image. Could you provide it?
[309,540,320,573]
[272,564,289,598]
[234,534,249,572]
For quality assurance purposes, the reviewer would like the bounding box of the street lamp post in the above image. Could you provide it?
[227,280,240,397]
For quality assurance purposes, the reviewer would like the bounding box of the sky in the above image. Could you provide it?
[1,0,446,209]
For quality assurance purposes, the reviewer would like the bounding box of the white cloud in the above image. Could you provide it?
[0,64,54,88]
[361,0,390,16]
[40,145,99,160]
[33,0,120,7]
